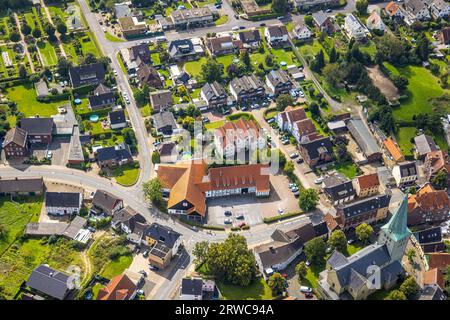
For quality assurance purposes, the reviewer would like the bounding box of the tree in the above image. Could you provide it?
[192,240,209,265]
[265,54,274,67]
[295,261,308,281]
[142,178,163,205]
[304,237,327,265]
[9,30,20,42]
[57,56,73,77]
[226,63,239,78]
[399,276,419,299]
[283,160,294,175]
[18,64,27,79]
[309,101,320,117]
[32,28,41,38]
[268,273,285,295]
[22,23,31,36]
[123,128,138,153]
[311,50,325,72]
[151,150,160,164]
[355,223,374,244]
[56,21,67,35]
[276,94,294,111]
[43,22,56,38]
[385,290,406,300]
[207,234,257,286]
[406,248,416,265]
[356,0,368,16]
[304,15,313,27]
[415,34,429,61]
[0,223,7,240]
[241,50,250,68]
[200,58,223,83]
[431,170,447,190]
[328,230,347,253]
[329,47,338,63]
[272,0,287,14]
[299,188,319,212]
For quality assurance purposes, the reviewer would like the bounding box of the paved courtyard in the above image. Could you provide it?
[207,174,300,227]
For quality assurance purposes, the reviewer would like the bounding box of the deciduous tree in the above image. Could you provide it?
[268,272,285,295]
[299,188,319,212]
[304,237,327,265]
[142,178,163,205]
[328,230,347,253]
[355,223,374,244]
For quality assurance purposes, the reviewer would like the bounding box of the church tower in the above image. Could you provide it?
[378,194,412,262]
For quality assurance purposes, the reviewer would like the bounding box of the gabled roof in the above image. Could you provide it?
[3,127,28,147]
[266,25,288,38]
[323,173,355,201]
[146,223,181,249]
[153,111,177,131]
[238,29,261,43]
[418,284,447,300]
[97,143,132,162]
[299,136,333,160]
[385,1,402,16]
[45,192,81,208]
[413,226,442,245]
[355,173,380,190]
[397,161,417,177]
[408,183,450,215]
[0,177,44,194]
[266,69,291,87]
[294,118,316,136]
[414,134,438,157]
[20,118,54,136]
[97,274,137,300]
[149,90,173,111]
[383,137,404,162]
[328,250,348,269]
[26,265,72,300]
[129,44,151,61]
[69,62,105,88]
[347,118,380,157]
[312,10,330,26]
[338,193,391,220]
[201,81,226,101]
[93,189,122,213]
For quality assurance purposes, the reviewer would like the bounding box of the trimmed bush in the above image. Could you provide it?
[263,211,304,223]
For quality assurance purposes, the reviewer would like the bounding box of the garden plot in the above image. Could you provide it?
[366,65,399,101]
[38,41,58,66]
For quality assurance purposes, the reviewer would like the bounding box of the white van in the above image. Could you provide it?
[155,36,167,43]
[300,286,312,293]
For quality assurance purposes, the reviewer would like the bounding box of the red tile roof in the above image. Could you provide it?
[97,274,137,300]
[356,173,380,190]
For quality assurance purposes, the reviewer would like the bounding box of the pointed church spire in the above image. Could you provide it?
[381,194,411,241]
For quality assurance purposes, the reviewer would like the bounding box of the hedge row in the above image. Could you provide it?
[248,13,279,21]
[263,211,304,224]
[79,106,113,119]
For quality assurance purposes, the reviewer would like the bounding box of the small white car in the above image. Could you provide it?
[314,177,324,184]
[232,26,239,31]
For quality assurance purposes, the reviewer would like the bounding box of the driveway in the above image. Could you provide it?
[284,254,318,301]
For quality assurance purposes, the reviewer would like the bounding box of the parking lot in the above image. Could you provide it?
[31,137,70,166]
[207,174,300,227]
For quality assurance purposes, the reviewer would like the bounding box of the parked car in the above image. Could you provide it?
[224,218,233,224]
[88,227,96,232]
[314,177,324,184]
[232,26,239,31]
[305,260,311,266]
[281,139,289,145]
[291,187,299,193]
[153,141,161,147]
[325,9,332,13]
[143,251,149,258]
[138,270,147,277]
[260,23,266,26]
[305,292,314,298]
[137,289,145,295]
[293,191,300,197]
[296,158,303,164]
[46,150,53,159]
[289,152,299,159]
[347,239,355,245]
[267,118,275,124]
[300,286,313,293]
[236,213,244,219]
[224,210,232,216]
[149,265,159,271]
[239,26,245,29]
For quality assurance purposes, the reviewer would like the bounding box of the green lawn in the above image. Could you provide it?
[100,254,133,279]
[384,63,450,121]
[334,161,359,179]
[205,120,225,130]
[105,32,125,42]
[6,84,69,117]
[112,163,140,186]
[215,15,228,26]
[394,126,417,157]
[0,237,84,299]
[184,56,207,78]
[38,41,58,66]
[139,103,152,117]
[80,32,101,57]
[218,277,274,300]
[48,4,67,23]
[298,41,328,61]
[91,282,103,300]
[301,262,325,289]
[346,242,364,256]
[0,196,43,256]
[216,54,236,74]
[151,52,161,66]
[359,41,377,59]
[271,49,298,67]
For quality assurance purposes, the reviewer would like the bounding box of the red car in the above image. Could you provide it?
[304,292,314,299]
[238,222,247,228]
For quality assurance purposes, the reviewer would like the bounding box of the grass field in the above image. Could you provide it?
[271,49,298,67]
[38,41,58,66]
[384,63,450,121]
[205,120,225,130]
[215,15,229,26]
[105,32,125,42]
[151,52,161,66]
[298,41,328,61]
[394,127,417,157]
[184,56,207,78]
[6,84,69,117]
[112,163,140,186]
[334,161,359,179]
[218,277,274,300]
[100,254,133,279]
[0,196,43,256]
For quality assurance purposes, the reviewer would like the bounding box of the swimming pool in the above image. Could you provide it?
[90,115,99,122]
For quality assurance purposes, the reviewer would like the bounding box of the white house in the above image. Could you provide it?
[366,11,386,32]
[180,278,217,300]
[264,25,289,46]
[276,107,308,133]
[344,14,369,40]
[430,0,450,19]
[109,110,127,130]
[392,161,418,187]
[45,192,82,216]
[403,0,431,24]
[293,23,312,41]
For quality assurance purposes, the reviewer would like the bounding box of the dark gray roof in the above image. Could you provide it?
[333,244,391,287]
[266,69,291,87]
[109,110,126,125]
[312,10,329,26]
[3,127,28,147]
[146,223,181,249]
[159,142,177,157]
[398,161,417,177]
[129,44,151,62]
[323,173,356,202]
[413,226,442,245]
[112,206,137,225]
[45,192,81,208]
[419,284,447,300]
[201,81,226,101]
[149,90,173,111]
[26,265,73,300]
[181,278,203,296]
[328,250,348,269]
[69,63,105,88]
[338,193,391,219]
[92,189,122,213]
[230,74,265,96]
[20,118,54,135]
[0,177,43,194]
[89,84,115,108]
[169,39,195,57]
[153,111,177,131]
[266,25,288,37]
[405,0,428,15]
[255,240,302,270]
[97,143,132,162]
[313,221,329,238]
[238,30,261,43]
[93,83,111,95]
[300,136,333,159]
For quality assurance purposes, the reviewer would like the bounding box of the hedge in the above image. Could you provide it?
[79,106,113,119]
[248,13,279,21]
[179,218,225,231]
[37,92,71,103]
[263,211,304,223]
[73,84,96,96]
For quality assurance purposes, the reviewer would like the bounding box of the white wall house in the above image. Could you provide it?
[366,11,386,32]
[392,161,418,187]
[264,26,289,45]
[293,24,312,41]
[45,192,82,216]
[344,14,369,40]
